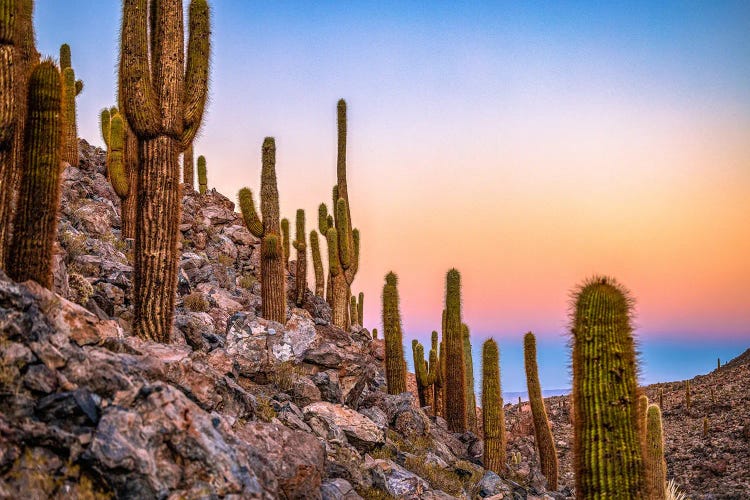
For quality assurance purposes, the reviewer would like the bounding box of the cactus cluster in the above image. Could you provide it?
[382,271,406,394]
[523,332,558,490]
[349,291,364,326]
[482,338,506,474]
[120,0,210,342]
[239,138,286,324]
[571,276,643,498]
[318,99,359,329]
[412,331,440,410]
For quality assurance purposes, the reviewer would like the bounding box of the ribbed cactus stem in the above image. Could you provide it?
[445,268,467,432]
[61,66,78,166]
[121,0,210,342]
[524,332,558,490]
[239,137,286,324]
[482,338,506,473]
[413,340,430,407]
[108,112,129,199]
[357,292,364,328]
[292,209,307,306]
[183,143,194,189]
[197,154,207,194]
[310,230,324,297]
[571,276,643,499]
[59,43,71,69]
[349,295,358,326]
[463,323,477,431]
[281,217,290,268]
[7,61,63,288]
[644,404,667,500]
[382,271,406,394]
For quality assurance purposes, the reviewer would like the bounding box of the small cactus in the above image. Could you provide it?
[413,339,430,407]
[7,61,63,288]
[292,209,307,306]
[309,230,325,297]
[197,155,207,194]
[382,271,406,394]
[702,416,709,438]
[238,138,286,324]
[482,338,506,474]
[371,328,378,340]
[444,268,467,432]
[717,358,721,370]
[644,404,667,500]
[357,291,364,327]
[281,217,290,268]
[349,295,358,326]
[571,276,643,499]
[659,388,664,409]
[524,332,558,490]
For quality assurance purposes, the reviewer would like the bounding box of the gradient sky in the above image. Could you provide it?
[35,1,749,390]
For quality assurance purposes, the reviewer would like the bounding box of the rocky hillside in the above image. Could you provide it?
[1,140,746,499]
[0,140,563,499]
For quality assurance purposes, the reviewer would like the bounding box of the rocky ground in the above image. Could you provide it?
[0,139,746,499]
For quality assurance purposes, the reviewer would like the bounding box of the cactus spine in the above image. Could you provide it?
[239,138,286,324]
[413,339,429,407]
[523,332,558,490]
[6,61,63,287]
[0,0,39,265]
[644,404,667,500]
[571,276,643,499]
[309,229,325,297]
[382,271,406,394]
[319,99,359,328]
[120,0,210,342]
[197,154,207,194]
[59,44,81,167]
[183,143,194,189]
[463,323,477,431]
[445,268,467,432]
[482,338,506,473]
[292,209,307,306]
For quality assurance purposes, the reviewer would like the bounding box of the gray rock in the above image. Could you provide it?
[366,457,429,498]
[303,402,385,452]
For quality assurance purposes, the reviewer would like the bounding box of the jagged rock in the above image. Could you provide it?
[320,478,363,500]
[312,370,343,404]
[293,377,323,408]
[303,402,385,452]
[475,471,514,498]
[366,456,429,498]
[393,406,431,438]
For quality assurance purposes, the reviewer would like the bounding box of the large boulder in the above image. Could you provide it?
[303,402,385,452]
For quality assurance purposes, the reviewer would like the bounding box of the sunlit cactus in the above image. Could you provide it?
[463,323,477,431]
[444,268,467,432]
[482,338,506,474]
[292,209,307,306]
[309,229,324,297]
[524,332,558,490]
[571,276,643,499]
[7,61,63,288]
[238,137,286,324]
[644,404,667,500]
[197,154,207,194]
[382,271,406,394]
[59,44,82,167]
[120,0,210,342]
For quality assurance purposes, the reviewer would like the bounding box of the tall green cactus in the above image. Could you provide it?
[319,99,359,328]
[482,338,506,473]
[445,268,467,432]
[239,138,286,324]
[571,276,643,499]
[183,143,194,189]
[524,332,558,490]
[281,217,290,269]
[463,323,477,431]
[59,44,82,167]
[431,331,444,417]
[357,291,364,327]
[309,229,325,297]
[292,209,307,306]
[644,404,667,500]
[382,271,406,394]
[413,339,430,407]
[0,0,39,265]
[197,154,207,194]
[120,0,210,342]
[6,61,62,288]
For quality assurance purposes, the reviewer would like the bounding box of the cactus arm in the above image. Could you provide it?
[75,79,83,95]
[100,108,111,148]
[108,113,129,198]
[181,0,209,148]
[310,230,324,296]
[281,217,290,264]
[344,228,359,283]
[326,227,341,276]
[318,203,329,234]
[120,0,160,137]
[59,43,71,69]
[238,187,264,238]
[336,198,351,268]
